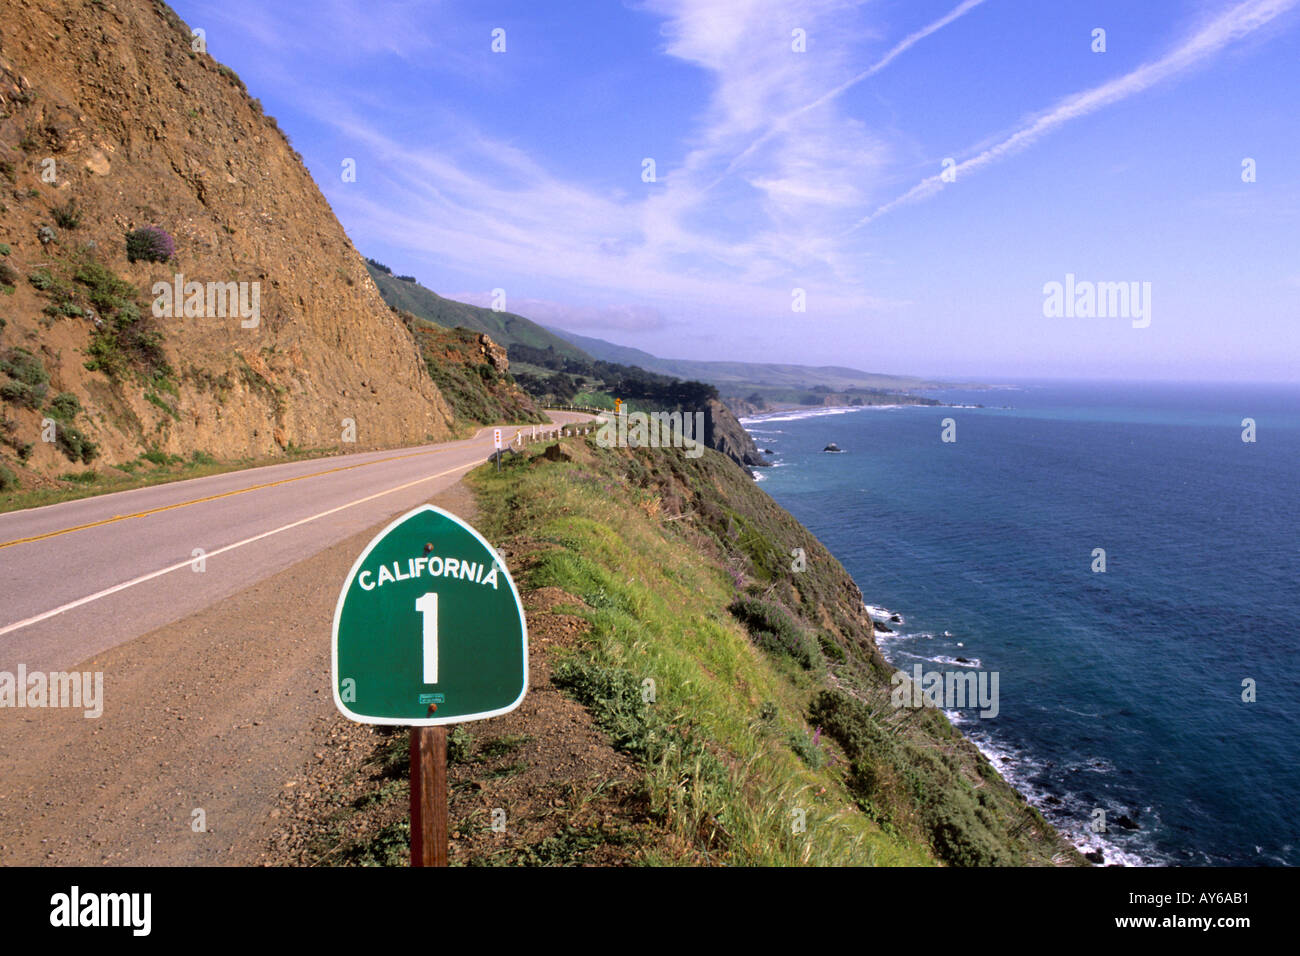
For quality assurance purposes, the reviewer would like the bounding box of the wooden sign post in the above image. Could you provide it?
[332,506,529,868]
[409,726,448,866]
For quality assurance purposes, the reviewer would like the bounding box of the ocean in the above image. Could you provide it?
[742,380,1299,866]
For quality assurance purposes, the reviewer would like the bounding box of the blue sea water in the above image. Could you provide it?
[743,380,1299,866]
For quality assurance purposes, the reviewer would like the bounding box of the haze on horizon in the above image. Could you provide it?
[170,0,1300,384]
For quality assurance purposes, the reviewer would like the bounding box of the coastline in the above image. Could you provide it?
[865,602,1151,868]
[739,403,1143,867]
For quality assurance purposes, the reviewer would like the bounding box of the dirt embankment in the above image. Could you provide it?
[0,0,454,483]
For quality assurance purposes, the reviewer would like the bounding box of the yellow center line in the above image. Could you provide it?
[0,434,501,552]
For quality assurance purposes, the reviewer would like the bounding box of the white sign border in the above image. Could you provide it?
[330,504,529,726]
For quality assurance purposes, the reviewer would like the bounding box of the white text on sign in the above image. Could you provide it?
[357,555,503,592]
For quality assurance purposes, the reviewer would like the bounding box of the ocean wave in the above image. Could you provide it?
[894,649,983,668]
[868,600,1162,866]
[957,729,1158,866]
[740,405,882,425]
[934,654,983,668]
[864,604,904,625]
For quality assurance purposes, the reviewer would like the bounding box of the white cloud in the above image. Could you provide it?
[854,0,1300,227]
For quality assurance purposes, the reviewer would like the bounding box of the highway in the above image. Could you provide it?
[0,414,592,673]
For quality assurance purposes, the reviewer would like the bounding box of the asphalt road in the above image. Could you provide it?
[0,414,593,673]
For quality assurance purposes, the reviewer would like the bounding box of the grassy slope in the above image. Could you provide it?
[367,266,590,361]
[467,437,1084,866]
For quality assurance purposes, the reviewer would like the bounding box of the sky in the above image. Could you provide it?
[169,0,1300,382]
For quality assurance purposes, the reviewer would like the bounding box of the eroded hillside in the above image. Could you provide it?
[0,0,453,485]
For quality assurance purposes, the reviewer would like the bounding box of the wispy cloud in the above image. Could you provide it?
[852,0,1300,228]
[302,0,946,316]
[182,0,1297,370]
[710,0,990,187]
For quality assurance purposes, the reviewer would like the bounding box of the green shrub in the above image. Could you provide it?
[0,463,17,492]
[74,262,138,312]
[46,392,81,421]
[788,729,825,768]
[217,64,246,90]
[0,348,50,409]
[0,380,46,408]
[43,301,82,318]
[50,200,81,230]
[728,597,818,669]
[817,631,846,662]
[84,301,170,380]
[447,726,474,764]
[552,659,657,759]
[55,424,97,464]
[809,689,1010,867]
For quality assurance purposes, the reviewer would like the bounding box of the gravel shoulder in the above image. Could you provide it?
[0,484,474,865]
[0,472,650,866]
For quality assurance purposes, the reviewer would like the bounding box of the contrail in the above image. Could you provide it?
[710,0,991,186]
[850,0,1299,229]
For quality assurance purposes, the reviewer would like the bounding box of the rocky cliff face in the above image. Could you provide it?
[704,398,768,469]
[396,310,545,428]
[721,396,766,418]
[0,0,453,480]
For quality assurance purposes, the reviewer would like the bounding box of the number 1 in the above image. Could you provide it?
[415,592,439,684]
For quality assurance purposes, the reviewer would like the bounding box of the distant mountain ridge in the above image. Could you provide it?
[364,262,590,362]
[363,266,770,469]
[547,329,938,393]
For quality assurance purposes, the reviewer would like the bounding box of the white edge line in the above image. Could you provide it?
[0,459,483,639]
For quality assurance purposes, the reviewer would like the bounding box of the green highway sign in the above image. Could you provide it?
[331,505,528,726]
